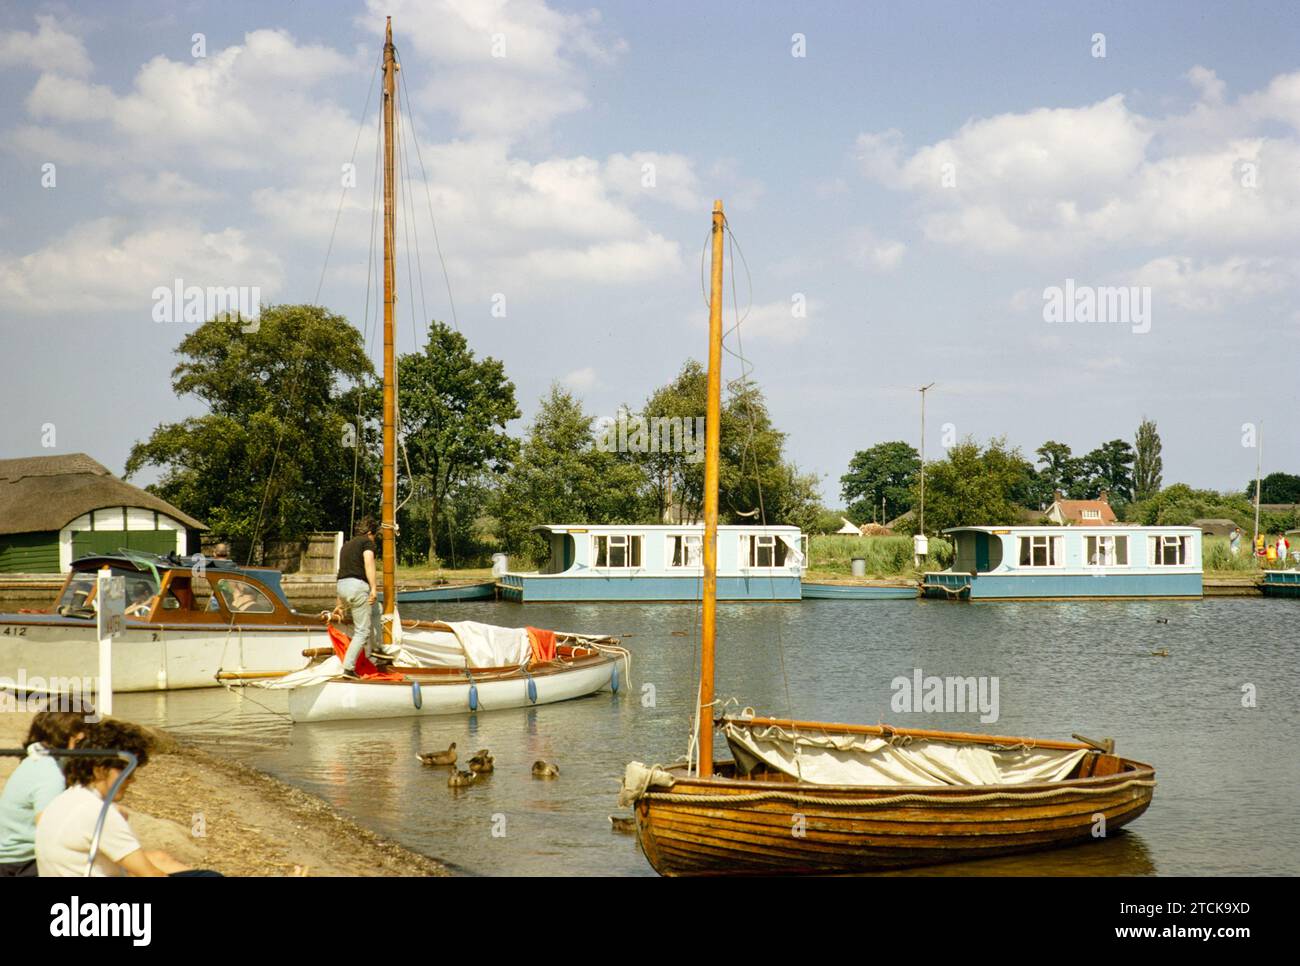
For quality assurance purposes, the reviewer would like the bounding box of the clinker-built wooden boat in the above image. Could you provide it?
[620,200,1156,875]
[627,716,1155,875]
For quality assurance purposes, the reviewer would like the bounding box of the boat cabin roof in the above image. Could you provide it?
[68,551,291,603]
[531,523,802,534]
[943,525,1201,535]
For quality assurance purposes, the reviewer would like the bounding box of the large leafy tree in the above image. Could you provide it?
[491,386,652,563]
[633,360,811,526]
[1252,472,1300,504]
[840,441,920,523]
[910,437,1029,533]
[1036,441,1079,498]
[1078,439,1136,503]
[398,323,520,566]
[1133,418,1163,501]
[125,305,375,557]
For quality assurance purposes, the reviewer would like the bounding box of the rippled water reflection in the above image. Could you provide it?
[114,597,1300,876]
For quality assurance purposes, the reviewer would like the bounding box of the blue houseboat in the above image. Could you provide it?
[498,524,805,601]
[922,525,1202,600]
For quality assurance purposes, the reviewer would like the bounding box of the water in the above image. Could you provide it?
[109,597,1299,876]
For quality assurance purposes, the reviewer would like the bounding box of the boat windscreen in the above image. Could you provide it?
[56,568,158,619]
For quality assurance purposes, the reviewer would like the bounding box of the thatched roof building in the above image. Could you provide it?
[0,453,204,572]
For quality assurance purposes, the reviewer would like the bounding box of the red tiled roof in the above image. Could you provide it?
[1050,500,1117,524]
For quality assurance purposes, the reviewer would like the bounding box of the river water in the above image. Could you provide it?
[106,597,1298,876]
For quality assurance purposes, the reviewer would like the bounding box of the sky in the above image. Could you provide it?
[2,0,1298,505]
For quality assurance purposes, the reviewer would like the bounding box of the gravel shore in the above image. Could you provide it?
[1,710,448,877]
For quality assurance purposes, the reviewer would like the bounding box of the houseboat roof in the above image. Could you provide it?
[942,525,1202,535]
[530,523,802,533]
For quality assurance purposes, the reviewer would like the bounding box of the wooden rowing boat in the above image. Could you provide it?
[620,200,1156,876]
[629,716,1154,875]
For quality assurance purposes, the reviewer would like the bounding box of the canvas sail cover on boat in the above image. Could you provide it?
[724,721,1088,787]
[391,621,531,669]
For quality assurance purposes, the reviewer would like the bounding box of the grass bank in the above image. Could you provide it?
[805,535,951,580]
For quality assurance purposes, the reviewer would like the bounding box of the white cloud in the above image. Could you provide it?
[113,171,223,206]
[0,15,92,77]
[727,297,821,344]
[365,0,624,140]
[849,228,906,272]
[0,219,282,315]
[1130,255,1294,312]
[604,152,703,210]
[853,74,1300,257]
[561,366,597,390]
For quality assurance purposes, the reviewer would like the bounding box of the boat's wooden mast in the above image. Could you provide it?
[699,199,725,778]
[381,17,397,640]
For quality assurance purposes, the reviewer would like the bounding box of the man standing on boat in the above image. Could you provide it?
[333,516,386,679]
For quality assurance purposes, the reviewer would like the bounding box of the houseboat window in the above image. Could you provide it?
[216,579,275,614]
[593,534,642,568]
[1150,535,1188,566]
[1017,534,1063,567]
[1085,535,1128,567]
[667,534,702,568]
[741,534,789,568]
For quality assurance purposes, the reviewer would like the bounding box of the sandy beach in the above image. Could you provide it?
[0,711,447,877]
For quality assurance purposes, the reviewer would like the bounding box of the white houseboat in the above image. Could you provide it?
[922,525,1202,600]
[498,524,805,601]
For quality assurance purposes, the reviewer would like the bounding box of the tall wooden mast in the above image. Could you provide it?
[381,17,397,639]
[698,199,725,778]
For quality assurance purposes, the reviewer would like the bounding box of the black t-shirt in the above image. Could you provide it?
[338,534,378,584]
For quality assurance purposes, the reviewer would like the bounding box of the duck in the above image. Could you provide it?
[448,768,477,788]
[532,760,560,779]
[609,815,635,834]
[1151,648,1169,657]
[1155,617,1169,625]
[417,743,457,766]
[468,750,495,774]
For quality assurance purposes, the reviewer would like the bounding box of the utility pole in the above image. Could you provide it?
[918,383,935,534]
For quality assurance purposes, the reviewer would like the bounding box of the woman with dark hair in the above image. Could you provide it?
[35,719,212,877]
[0,708,91,877]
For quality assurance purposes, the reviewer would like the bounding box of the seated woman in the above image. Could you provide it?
[0,708,91,877]
[35,719,219,877]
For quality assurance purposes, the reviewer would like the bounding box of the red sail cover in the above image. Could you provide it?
[527,626,557,663]
[327,623,404,680]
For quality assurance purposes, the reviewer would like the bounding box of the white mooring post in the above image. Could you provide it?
[95,570,125,717]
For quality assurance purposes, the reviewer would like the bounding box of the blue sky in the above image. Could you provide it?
[2,0,1299,504]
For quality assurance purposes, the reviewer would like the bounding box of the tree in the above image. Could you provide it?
[1133,418,1163,502]
[125,305,375,557]
[1078,439,1136,503]
[632,360,810,526]
[840,441,920,523]
[1035,441,1079,500]
[909,437,1028,533]
[398,323,520,566]
[491,386,652,563]
[1252,472,1300,504]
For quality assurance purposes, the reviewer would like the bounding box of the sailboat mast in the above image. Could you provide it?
[381,18,397,638]
[699,199,725,779]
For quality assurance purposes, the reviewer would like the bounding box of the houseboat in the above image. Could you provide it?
[922,525,1202,600]
[497,524,805,601]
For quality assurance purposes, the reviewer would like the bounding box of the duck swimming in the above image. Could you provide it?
[532,760,560,779]
[418,742,457,766]
[469,751,495,774]
[448,768,476,788]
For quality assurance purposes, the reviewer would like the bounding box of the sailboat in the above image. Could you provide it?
[260,19,626,723]
[619,201,1155,875]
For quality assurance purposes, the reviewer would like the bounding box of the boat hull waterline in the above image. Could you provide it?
[286,652,621,722]
[633,759,1155,876]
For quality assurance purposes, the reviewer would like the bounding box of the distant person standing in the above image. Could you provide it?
[1255,533,1266,558]
[1229,528,1242,556]
[333,516,383,679]
[1277,534,1291,567]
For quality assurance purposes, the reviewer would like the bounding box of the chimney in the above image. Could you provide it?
[1053,489,1063,504]
[1099,489,1109,504]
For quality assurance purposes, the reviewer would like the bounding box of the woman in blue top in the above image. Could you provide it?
[0,709,90,876]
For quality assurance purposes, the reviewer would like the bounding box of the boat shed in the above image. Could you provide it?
[0,453,205,573]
